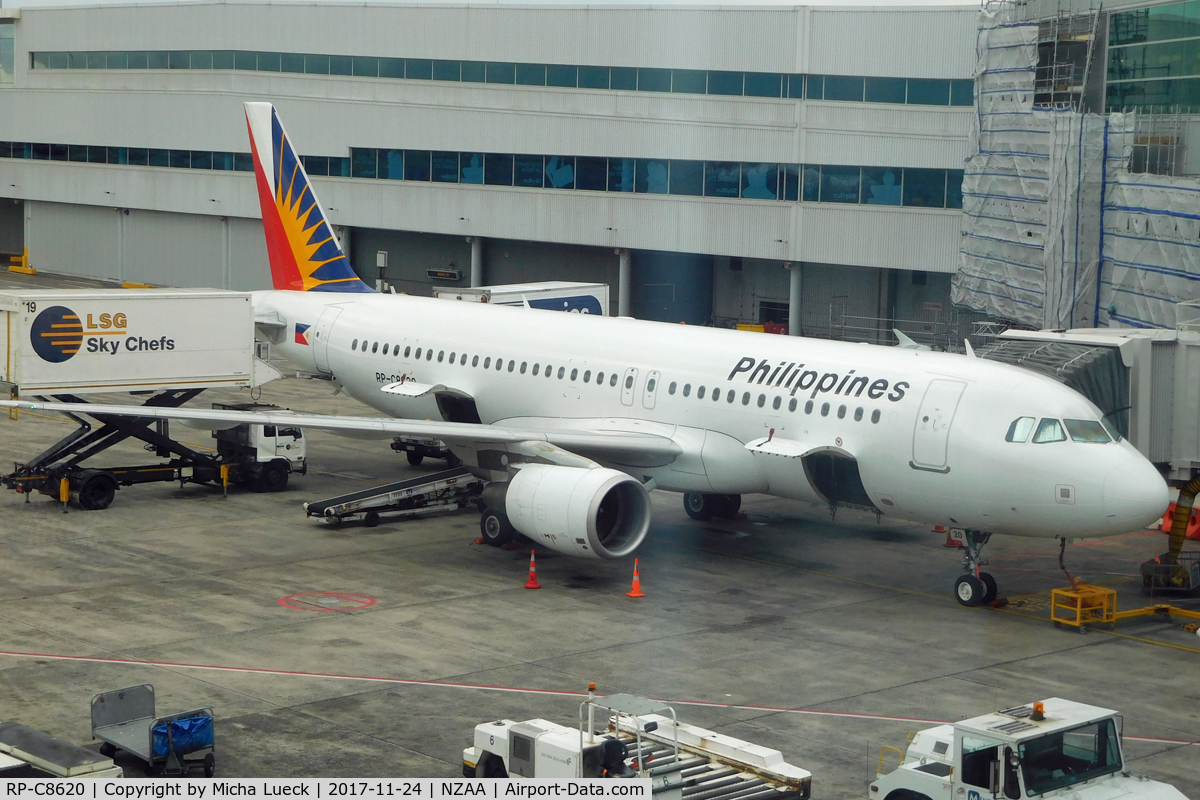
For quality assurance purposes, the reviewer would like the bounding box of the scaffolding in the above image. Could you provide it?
[1033,6,1101,110]
[1128,107,1187,177]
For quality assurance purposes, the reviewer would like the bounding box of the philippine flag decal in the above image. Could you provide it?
[295,323,312,345]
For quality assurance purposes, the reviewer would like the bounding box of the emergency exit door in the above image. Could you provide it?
[911,379,966,472]
[311,305,343,374]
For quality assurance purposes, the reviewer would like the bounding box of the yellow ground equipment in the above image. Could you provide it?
[1051,584,1116,631]
[6,248,33,275]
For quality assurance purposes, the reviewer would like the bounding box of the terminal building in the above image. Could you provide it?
[0,0,1196,343]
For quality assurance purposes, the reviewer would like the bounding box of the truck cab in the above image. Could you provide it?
[212,403,307,492]
[872,698,1187,800]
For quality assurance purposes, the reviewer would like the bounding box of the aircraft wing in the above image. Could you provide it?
[0,400,681,461]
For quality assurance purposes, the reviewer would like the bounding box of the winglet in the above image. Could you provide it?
[244,102,372,293]
[893,329,931,350]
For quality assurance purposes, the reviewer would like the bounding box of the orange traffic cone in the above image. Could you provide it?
[524,550,541,589]
[626,558,646,598]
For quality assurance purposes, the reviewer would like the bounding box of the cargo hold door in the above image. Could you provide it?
[311,305,343,374]
[911,379,966,473]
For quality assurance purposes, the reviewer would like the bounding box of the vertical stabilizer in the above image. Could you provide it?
[244,102,371,293]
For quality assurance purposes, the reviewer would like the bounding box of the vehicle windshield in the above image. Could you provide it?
[1019,718,1121,795]
[1064,419,1111,443]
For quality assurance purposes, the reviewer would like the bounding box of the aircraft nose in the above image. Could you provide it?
[1103,456,1169,530]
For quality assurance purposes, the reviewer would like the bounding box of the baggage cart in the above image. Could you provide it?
[90,685,215,777]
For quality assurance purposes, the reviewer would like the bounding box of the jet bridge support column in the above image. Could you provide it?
[787,262,801,336]
[470,237,484,288]
[618,249,631,317]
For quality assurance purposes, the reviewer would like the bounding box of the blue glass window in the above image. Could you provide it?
[637,68,670,92]
[824,75,864,101]
[741,163,779,200]
[902,168,946,207]
[351,148,377,179]
[805,75,824,99]
[406,59,432,80]
[461,61,485,82]
[128,148,148,166]
[610,67,637,90]
[147,51,168,69]
[213,152,234,171]
[379,58,404,79]
[433,60,460,81]
[86,52,106,69]
[801,165,820,201]
[329,55,352,76]
[708,71,744,95]
[576,157,607,191]
[190,150,212,170]
[129,52,149,69]
[484,153,514,185]
[255,52,279,72]
[377,149,402,180]
[635,159,669,194]
[946,169,964,209]
[547,64,577,87]
[865,77,906,103]
[432,152,459,182]
[305,54,329,75]
[486,62,515,84]
[303,155,326,176]
[234,153,254,172]
[212,51,234,70]
[234,52,256,70]
[107,52,128,69]
[906,78,950,105]
[189,51,212,70]
[745,72,783,98]
[608,158,635,192]
[820,166,860,203]
[404,150,431,181]
[781,164,800,201]
[169,149,190,168]
[280,53,305,73]
[862,167,902,205]
[86,146,107,163]
[578,65,609,89]
[515,63,546,86]
[787,74,805,99]
[168,51,189,69]
[460,152,484,183]
[669,160,704,196]
[150,149,170,167]
[514,154,545,187]
[671,69,706,94]
[950,79,974,106]
[107,147,127,164]
[705,162,741,197]
[544,156,575,189]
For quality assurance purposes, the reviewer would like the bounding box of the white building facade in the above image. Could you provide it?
[0,2,978,339]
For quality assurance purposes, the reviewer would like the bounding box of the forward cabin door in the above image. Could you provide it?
[311,305,343,374]
[911,379,966,472]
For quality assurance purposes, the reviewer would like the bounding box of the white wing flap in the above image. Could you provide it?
[380,381,443,398]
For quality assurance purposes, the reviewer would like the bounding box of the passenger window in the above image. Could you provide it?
[352,339,359,350]
[533,363,540,376]
[837,405,846,419]
[571,368,578,381]
[683,384,691,397]
[772,396,781,410]
[415,347,422,359]
[484,357,491,368]
[1065,419,1111,443]
[609,374,618,387]
[449,351,455,362]
[437,350,444,362]
[426,349,433,361]
[821,402,830,416]
[382,343,389,355]
[584,370,592,383]
[854,407,863,421]
[371,342,378,353]
[547,365,554,379]
[520,362,527,374]
[1033,418,1067,443]
[404,346,411,357]
[471,355,478,367]
[726,390,735,403]
[647,378,656,392]
[742,392,750,406]
[625,374,633,389]
[460,354,467,365]
[597,372,605,384]
[698,386,706,399]
[1006,416,1035,442]
[756,394,765,407]
[498,359,505,371]
[668,382,676,395]
[871,409,881,423]
[556,366,564,379]
[788,398,797,412]
[805,400,814,414]
[507,361,515,372]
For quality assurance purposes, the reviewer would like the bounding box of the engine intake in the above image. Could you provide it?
[487,465,651,559]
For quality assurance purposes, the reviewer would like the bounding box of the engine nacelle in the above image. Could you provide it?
[488,465,651,559]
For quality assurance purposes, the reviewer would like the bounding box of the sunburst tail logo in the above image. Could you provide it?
[245,102,372,294]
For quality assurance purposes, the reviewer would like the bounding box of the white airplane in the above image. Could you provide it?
[2,103,1169,607]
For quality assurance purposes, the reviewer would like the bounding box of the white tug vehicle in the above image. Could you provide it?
[872,698,1188,800]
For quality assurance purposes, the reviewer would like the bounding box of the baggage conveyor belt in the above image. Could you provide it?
[304,467,483,527]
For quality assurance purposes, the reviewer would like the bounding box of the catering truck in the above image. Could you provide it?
[0,289,302,508]
[871,698,1188,800]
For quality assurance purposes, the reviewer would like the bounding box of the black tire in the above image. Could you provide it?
[99,743,116,758]
[479,509,516,546]
[258,460,289,493]
[406,452,424,466]
[684,492,715,521]
[955,574,985,607]
[979,571,998,605]
[364,511,380,528]
[144,763,163,777]
[475,753,508,779]
[77,471,117,511]
[203,753,215,778]
[716,494,742,519]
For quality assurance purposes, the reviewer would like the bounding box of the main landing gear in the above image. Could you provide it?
[683,493,742,521]
[954,530,998,607]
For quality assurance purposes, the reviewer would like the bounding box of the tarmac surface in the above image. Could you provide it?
[0,281,1198,796]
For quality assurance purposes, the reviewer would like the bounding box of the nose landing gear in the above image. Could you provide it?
[954,530,998,607]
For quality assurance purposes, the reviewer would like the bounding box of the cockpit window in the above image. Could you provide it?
[1006,417,1035,443]
[1101,416,1122,442]
[1032,418,1067,443]
[1064,419,1111,443]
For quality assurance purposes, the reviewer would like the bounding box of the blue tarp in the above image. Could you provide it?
[152,716,213,758]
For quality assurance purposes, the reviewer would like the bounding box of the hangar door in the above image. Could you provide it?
[911,380,966,472]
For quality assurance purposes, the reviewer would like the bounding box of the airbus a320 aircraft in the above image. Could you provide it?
[3,103,1169,607]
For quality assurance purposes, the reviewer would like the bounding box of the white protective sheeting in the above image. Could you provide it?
[1100,173,1200,329]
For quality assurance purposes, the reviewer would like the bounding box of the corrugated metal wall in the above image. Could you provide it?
[800,261,882,339]
[806,8,978,78]
[1151,341,1176,463]
[27,201,121,281]
[0,199,21,255]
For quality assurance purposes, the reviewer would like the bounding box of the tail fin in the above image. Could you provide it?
[245,102,372,293]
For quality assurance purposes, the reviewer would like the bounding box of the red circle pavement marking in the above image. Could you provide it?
[278,592,377,611]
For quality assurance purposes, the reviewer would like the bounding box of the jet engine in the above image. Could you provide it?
[483,464,651,559]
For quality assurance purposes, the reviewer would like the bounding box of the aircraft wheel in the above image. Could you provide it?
[979,572,998,605]
[406,452,424,466]
[684,492,715,521]
[479,509,516,546]
[955,574,985,607]
[716,494,742,519]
